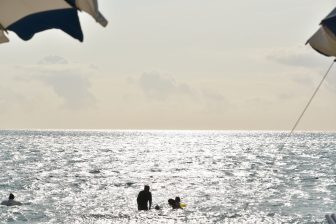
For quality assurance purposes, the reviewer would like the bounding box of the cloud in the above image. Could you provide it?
[266,46,326,68]
[201,89,229,112]
[281,63,336,93]
[38,55,68,65]
[264,46,336,92]
[16,56,97,110]
[37,71,95,110]
[135,72,194,101]
[129,71,231,113]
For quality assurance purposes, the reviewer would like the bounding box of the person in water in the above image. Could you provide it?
[168,197,184,209]
[175,197,181,209]
[137,185,152,211]
[1,193,22,206]
[168,198,177,209]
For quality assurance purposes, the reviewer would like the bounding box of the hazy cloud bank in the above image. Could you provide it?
[135,72,194,101]
[264,46,336,92]
[20,55,97,110]
[128,71,230,113]
[266,46,327,68]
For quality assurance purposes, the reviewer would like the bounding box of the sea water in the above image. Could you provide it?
[0,130,335,223]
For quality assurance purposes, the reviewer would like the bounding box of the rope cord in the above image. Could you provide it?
[289,59,335,135]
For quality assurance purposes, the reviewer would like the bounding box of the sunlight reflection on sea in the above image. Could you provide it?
[0,130,335,223]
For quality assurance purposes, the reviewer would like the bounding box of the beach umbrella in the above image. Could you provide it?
[291,7,336,134]
[0,0,107,44]
[307,7,336,57]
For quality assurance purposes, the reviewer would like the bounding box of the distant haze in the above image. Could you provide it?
[0,0,336,130]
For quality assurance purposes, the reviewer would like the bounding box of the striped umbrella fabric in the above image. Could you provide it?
[0,0,107,44]
[307,7,336,57]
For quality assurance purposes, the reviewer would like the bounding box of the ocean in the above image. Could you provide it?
[0,130,335,223]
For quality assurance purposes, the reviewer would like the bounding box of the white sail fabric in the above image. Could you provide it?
[307,26,336,57]
[76,0,108,27]
[0,29,9,43]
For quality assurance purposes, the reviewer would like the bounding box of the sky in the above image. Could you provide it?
[1,0,336,130]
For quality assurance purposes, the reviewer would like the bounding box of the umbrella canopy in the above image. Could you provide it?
[73,0,108,27]
[307,7,336,57]
[0,26,9,43]
[0,0,107,44]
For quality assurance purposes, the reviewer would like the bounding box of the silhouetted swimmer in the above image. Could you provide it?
[137,185,152,211]
[168,197,185,209]
[168,198,177,209]
[1,193,22,206]
[175,197,181,209]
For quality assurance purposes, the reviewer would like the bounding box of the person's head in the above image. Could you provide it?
[175,197,181,203]
[9,193,14,200]
[144,185,150,191]
[168,199,175,206]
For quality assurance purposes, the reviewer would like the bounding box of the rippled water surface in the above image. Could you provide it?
[0,130,336,223]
